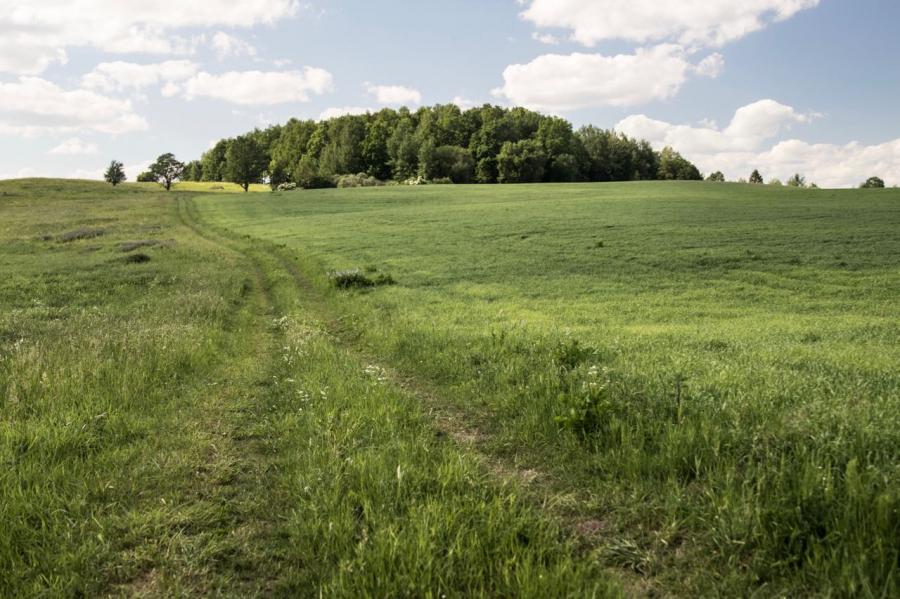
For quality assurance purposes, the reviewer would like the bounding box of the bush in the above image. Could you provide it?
[328,269,374,289]
[276,182,298,191]
[860,176,885,189]
[328,268,397,289]
[430,177,454,185]
[136,171,156,183]
[336,173,384,188]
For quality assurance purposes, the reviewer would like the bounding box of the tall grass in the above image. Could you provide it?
[200,181,900,596]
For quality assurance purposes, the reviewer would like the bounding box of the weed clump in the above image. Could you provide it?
[553,338,596,370]
[328,268,396,289]
[123,253,151,264]
[58,227,105,242]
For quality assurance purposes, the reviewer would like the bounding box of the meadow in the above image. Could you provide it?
[1,178,897,596]
[199,181,900,596]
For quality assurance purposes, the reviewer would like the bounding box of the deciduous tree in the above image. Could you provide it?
[149,153,184,191]
[103,160,126,186]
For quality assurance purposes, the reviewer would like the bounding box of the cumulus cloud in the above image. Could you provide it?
[451,96,478,110]
[494,45,715,111]
[365,83,422,106]
[49,137,99,155]
[0,77,149,136]
[694,53,725,78]
[0,1,300,74]
[182,68,333,105]
[318,106,374,120]
[0,167,36,180]
[82,60,200,93]
[519,0,820,48]
[615,99,898,187]
[69,159,152,181]
[210,31,257,60]
[531,32,560,45]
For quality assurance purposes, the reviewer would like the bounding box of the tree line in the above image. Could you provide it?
[168,104,702,190]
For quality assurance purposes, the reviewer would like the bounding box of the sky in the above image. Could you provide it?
[1,0,899,188]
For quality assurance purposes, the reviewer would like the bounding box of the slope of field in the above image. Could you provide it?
[0,180,618,597]
[198,181,900,596]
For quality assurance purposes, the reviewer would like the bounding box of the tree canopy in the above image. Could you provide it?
[193,104,704,189]
[225,134,267,192]
[149,153,184,191]
[861,176,885,189]
[103,160,126,186]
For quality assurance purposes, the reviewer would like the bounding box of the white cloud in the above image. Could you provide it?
[0,1,300,74]
[520,0,820,48]
[49,137,99,155]
[210,31,257,60]
[0,39,68,76]
[494,45,708,111]
[0,167,36,180]
[615,99,898,187]
[365,83,422,106]
[318,106,373,120]
[694,53,725,78]
[70,159,151,181]
[82,60,200,93]
[451,96,477,110]
[0,77,149,136]
[531,32,560,45]
[182,68,334,105]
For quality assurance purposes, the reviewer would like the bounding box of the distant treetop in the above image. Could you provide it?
[860,176,885,189]
[184,104,705,189]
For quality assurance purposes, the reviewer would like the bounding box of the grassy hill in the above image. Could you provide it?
[2,178,898,596]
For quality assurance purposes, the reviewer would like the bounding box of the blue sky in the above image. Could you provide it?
[1,0,898,187]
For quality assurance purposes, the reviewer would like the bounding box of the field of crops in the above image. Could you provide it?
[2,179,898,596]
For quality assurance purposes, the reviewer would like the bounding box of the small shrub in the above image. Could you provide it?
[336,173,384,188]
[554,366,614,437]
[124,253,151,264]
[430,177,454,185]
[553,338,596,370]
[328,268,397,289]
[276,182,298,192]
[373,273,396,286]
[328,269,375,289]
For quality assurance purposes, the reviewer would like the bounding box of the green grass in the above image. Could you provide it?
[0,179,618,597]
[3,178,898,596]
[196,181,900,596]
[133,181,271,193]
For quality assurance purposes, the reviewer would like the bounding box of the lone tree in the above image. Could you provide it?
[103,160,126,186]
[225,134,267,192]
[787,173,807,188]
[149,153,184,191]
[707,171,726,182]
[860,176,885,189]
[749,169,764,184]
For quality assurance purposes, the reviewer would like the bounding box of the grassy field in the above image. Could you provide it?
[198,181,900,596]
[1,179,898,596]
[133,181,271,193]
[0,180,616,597]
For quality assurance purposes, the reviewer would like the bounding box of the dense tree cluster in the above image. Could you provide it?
[182,104,703,189]
[860,176,885,189]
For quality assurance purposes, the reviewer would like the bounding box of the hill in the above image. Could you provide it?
[2,179,898,596]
